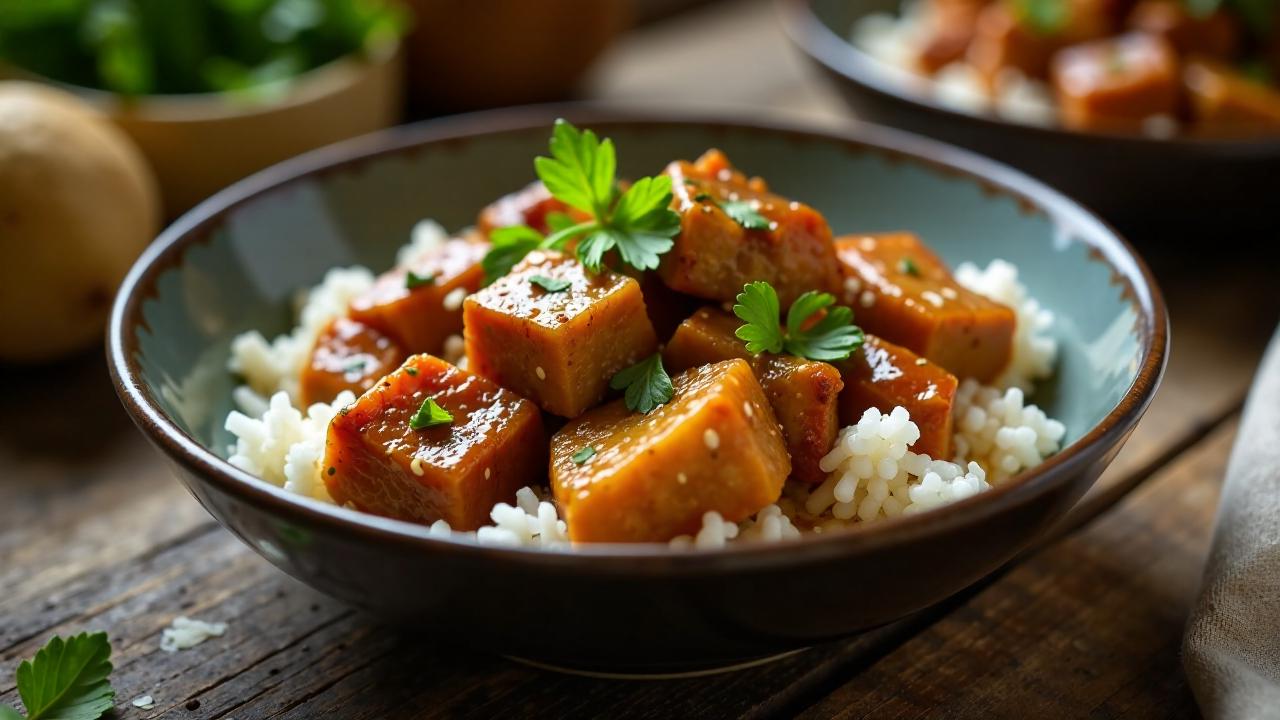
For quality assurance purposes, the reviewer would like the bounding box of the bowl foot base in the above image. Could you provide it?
[503,648,807,680]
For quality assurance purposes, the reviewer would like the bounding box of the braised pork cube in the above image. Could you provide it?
[968,0,1114,85]
[323,354,545,530]
[551,359,789,543]
[1127,0,1239,59]
[659,150,840,307]
[839,334,959,460]
[1051,33,1181,132]
[477,181,589,236]
[464,250,658,417]
[834,232,1014,383]
[1184,58,1280,135]
[349,237,487,355]
[300,318,404,405]
[664,308,843,485]
[916,0,985,75]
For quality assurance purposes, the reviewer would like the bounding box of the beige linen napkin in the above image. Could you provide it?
[1184,328,1280,719]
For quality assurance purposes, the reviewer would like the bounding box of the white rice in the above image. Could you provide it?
[951,380,1066,484]
[225,390,352,503]
[398,219,448,266]
[955,258,1057,392]
[160,616,227,653]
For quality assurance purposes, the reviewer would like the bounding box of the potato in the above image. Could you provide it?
[0,82,160,363]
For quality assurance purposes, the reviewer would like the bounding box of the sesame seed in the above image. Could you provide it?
[743,401,753,418]
[860,290,876,308]
[922,290,944,307]
[915,357,928,366]
[677,472,688,484]
[704,428,720,450]
[940,287,958,299]
[535,366,546,380]
[410,457,425,477]
[843,276,862,295]
[443,287,467,311]
[484,468,491,479]
[789,201,800,211]
[578,489,590,500]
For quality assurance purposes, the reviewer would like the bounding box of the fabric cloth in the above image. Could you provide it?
[1184,328,1280,719]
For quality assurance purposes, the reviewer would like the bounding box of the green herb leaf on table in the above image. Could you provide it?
[610,353,674,414]
[0,706,22,720]
[732,281,784,354]
[410,397,453,430]
[405,271,436,290]
[734,281,864,362]
[720,200,771,231]
[530,275,571,293]
[4,632,115,720]
[572,446,597,464]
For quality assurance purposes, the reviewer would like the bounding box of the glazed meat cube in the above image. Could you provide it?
[1184,58,1280,135]
[834,232,1014,383]
[477,181,588,236]
[1051,33,1181,132]
[1126,0,1239,59]
[916,0,985,75]
[967,3,1059,83]
[658,150,840,307]
[550,359,789,542]
[463,250,659,417]
[838,334,959,460]
[349,237,488,355]
[300,317,404,405]
[323,354,545,530]
[664,308,843,485]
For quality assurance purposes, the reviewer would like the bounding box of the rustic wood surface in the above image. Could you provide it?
[2,1,1277,718]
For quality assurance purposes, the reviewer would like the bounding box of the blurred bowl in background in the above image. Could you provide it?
[778,0,1280,237]
[2,47,403,215]
[402,0,629,114]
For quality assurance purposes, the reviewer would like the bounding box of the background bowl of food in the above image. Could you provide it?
[108,107,1166,673]
[0,0,408,215]
[778,0,1280,234]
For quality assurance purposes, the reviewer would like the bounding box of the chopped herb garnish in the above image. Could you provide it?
[327,466,336,476]
[693,192,713,202]
[571,446,597,464]
[0,632,115,720]
[480,119,681,279]
[719,200,771,230]
[409,397,453,430]
[405,271,436,290]
[898,257,920,276]
[609,353,674,414]
[1009,0,1069,34]
[733,281,865,362]
[344,358,367,374]
[405,367,419,376]
[530,275,571,293]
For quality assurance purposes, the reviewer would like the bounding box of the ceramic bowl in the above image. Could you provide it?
[778,0,1280,235]
[108,107,1167,674]
[2,47,403,215]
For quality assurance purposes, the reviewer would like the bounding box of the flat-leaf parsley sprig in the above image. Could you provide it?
[1,632,115,720]
[610,353,674,414]
[733,281,864,362]
[481,119,681,283]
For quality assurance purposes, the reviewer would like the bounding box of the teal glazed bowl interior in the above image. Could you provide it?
[109,107,1167,674]
[779,0,1280,236]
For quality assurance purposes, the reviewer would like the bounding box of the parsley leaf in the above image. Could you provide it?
[572,446,597,464]
[784,292,865,361]
[409,397,453,430]
[1010,0,1068,34]
[720,200,771,230]
[530,275,571,292]
[2,632,114,720]
[898,257,920,276]
[732,281,784,354]
[609,353,674,414]
[405,271,436,289]
[733,281,864,362]
[481,120,681,280]
[483,225,544,285]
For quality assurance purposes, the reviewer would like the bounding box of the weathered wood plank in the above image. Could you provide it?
[796,420,1237,719]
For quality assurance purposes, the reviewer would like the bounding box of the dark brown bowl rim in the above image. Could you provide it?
[777,0,1280,151]
[107,104,1168,571]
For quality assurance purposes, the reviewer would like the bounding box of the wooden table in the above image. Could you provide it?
[3,2,1277,717]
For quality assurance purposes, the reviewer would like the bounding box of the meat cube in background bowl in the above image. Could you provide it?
[551,359,789,543]
[664,308,843,485]
[300,318,404,406]
[324,354,546,530]
[660,150,840,307]
[1051,33,1181,133]
[834,232,1014,383]
[464,251,658,417]
[1126,0,1239,59]
[349,237,488,355]
[1183,57,1280,136]
[838,334,959,460]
